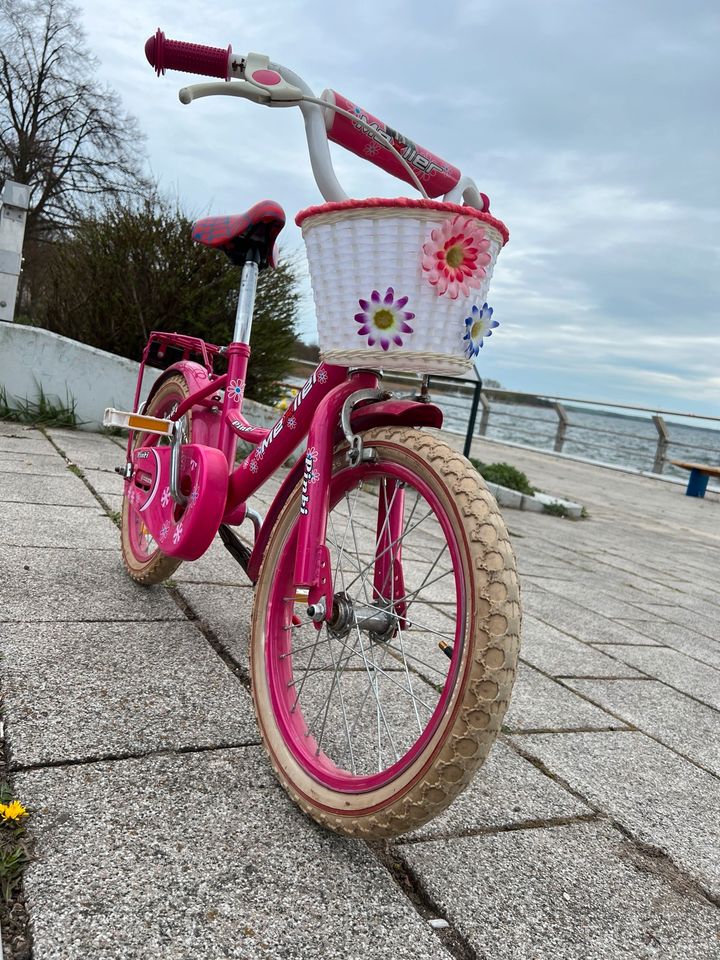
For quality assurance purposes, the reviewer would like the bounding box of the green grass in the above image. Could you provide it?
[470,459,535,496]
[0,383,80,428]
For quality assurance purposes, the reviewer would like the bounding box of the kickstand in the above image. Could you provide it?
[218,524,253,580]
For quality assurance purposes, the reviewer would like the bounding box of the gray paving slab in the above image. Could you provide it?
[521,615,644,678]
[47,429,126,472]
[0,421,38,436]
[400,740,591,841]
[176,582,254,668]
[611,620,720,670]
[0,501,117,549]
[523,586,661,645]
[589,646,720,711]
[1,621,257,767]
[523,578,654,620]
[0,469,98,507]
[0,449,69,475]
[0,431,55,455]
[510,731,720,898]
[504,664,625,733]
[174,537,253,586]
[83,467,125,497]
[401,820,720,960]
[619,602,718,642]
[0,545,185,622]
[565,679,720,776]
[16,749,448,960]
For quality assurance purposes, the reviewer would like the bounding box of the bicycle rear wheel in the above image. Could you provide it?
[120,374,191,584]
[250,426,520,837]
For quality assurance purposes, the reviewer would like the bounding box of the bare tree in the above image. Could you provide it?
[0,0,148,241]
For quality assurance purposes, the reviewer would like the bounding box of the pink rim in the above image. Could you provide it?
[264,458,467,794]
[125,385,186,564]
[295,196,509,245]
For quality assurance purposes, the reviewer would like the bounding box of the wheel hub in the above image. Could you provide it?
[327,592,395,642]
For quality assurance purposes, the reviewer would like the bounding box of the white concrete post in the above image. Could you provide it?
[0,180,31,322]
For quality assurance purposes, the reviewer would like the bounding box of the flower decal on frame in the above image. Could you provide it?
[228,379,245,403]
[355,287,415,351]
[421,215,491,298]
[463,303,498,357]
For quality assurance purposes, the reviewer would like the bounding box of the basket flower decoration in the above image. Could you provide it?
[355,287,415,351]
[421,214,491,299]
[463,303,499,357]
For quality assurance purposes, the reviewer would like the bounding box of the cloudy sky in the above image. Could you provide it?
[77,0,719,418]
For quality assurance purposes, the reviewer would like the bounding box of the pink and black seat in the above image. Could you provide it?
[192,200,285,269]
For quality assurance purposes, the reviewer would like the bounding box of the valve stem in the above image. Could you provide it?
[439,640,454,660]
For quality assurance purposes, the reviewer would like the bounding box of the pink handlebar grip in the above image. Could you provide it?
[145,28,231,79]
[322,90,465,201]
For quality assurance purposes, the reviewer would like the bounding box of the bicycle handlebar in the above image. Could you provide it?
[144,28,487,209]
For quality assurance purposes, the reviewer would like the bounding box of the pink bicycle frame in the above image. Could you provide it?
[134,340,443,609]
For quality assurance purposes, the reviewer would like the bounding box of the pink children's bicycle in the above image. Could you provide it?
[104,30,521,838]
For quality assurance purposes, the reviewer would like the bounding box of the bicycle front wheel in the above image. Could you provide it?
[250,426,520,837]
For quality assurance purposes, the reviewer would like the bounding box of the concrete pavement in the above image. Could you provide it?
[1,420,719,958]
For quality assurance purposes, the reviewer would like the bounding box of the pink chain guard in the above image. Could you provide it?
[126,443,228,560]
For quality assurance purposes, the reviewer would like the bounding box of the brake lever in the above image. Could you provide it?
[179,81,271,106]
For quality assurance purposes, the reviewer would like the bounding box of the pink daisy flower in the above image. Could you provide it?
[421,215,491,299]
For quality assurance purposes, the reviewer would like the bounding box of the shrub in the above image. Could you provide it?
[470,459,535,496]
[32,193,300,405]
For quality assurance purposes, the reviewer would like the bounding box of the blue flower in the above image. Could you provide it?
[463,303,499,357]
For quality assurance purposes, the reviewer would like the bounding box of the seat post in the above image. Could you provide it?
[233,255,260,344]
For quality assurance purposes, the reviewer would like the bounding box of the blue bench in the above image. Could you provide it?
[671,460,720,498]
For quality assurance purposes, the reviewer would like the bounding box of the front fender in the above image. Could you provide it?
[246,398,443,583]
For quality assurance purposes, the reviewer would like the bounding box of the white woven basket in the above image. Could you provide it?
[297,198,509,376]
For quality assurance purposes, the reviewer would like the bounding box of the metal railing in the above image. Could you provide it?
[287,360,720,475]
[435,382,720,475]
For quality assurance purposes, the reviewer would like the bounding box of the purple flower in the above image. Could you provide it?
[355,287,415,351]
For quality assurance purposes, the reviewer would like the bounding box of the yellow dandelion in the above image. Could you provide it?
[0,800,28,821]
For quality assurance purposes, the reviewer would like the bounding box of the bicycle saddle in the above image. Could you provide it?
[192,200,286,269]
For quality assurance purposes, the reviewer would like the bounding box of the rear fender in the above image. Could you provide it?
[143,360,222,447]
[246,398,443,583]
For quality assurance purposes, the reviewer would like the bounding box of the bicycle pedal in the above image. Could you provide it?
[218,524,252,574]
[103,407,175,437]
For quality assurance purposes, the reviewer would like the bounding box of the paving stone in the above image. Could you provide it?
[0,545,185,622]
[176,582,254,668]
[526,579,653,619]
[16,749,447,960]
[0,449,69,475]
[174,537,254,586]
[0,470,98,507]
[510,732,720,898]
[520,616,644,678]
[47,429,126,472]
[523,587,660,645]
[83,467,125,497]
[0,501,118,549]
[0,421,38,437]
[610,620,720,670]
[565,679,720,776]
[504,664,624,733]
[588,646,720,711]
[1,621,258,767]
[0,431,55,455]
[618,602,717,642]
[401,820,720,960]
[400,740,591,841]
